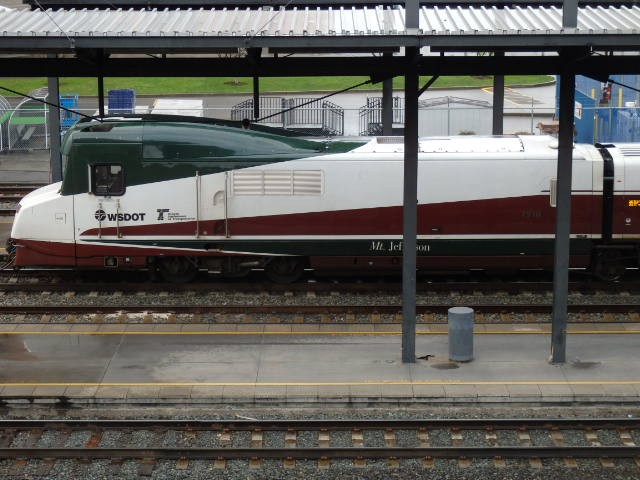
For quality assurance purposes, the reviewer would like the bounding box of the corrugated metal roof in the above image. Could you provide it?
[0,5,638,37]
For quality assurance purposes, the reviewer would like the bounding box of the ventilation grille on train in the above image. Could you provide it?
[618,147,640,157]
[232,170,323,196]
[376,136,404,144]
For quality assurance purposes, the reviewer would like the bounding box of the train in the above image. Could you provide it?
[8,114,640,282]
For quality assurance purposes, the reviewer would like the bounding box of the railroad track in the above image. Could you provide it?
[2,279,639,323]
[0,184,43,215]
[1,418,639,474]
[1,278,639,295]
[0,303,637,316]
[0,184,43,199]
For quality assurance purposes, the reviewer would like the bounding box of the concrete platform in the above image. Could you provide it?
[0,323,638,406]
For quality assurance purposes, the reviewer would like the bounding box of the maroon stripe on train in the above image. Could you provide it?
[13,239,225,267]
[79,195,608,237]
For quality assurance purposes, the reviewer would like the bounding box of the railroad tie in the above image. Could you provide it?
[318,429,331,469]
[137,458,156,477]
[618,428,638,468]
[518,430,542,469]
[284,430,297,469]
[418,428,434,467]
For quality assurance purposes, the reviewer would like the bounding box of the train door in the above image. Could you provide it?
[621,148,640,239]
[79,162,136,244]
[196,171,229,238]
[88,163,131,240]
[74,162,147,267]
[570,155,595,236]
[603,147,631,238]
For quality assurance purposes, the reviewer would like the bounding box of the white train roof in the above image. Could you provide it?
[354,134,564,154]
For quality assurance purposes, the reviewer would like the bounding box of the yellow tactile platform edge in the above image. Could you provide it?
[0,323,638,335]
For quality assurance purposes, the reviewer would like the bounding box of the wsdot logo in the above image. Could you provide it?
[93,210,146,222]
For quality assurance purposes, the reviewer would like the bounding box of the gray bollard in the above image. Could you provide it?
[448,306,474,362]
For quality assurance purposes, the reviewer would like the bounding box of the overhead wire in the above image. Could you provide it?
[249,0,295,41]
[606,78,640,95]
[30,0,75,51]
[0,85,102,122]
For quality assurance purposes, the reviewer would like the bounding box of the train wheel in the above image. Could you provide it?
[158,257,198,283]
[265,257,304,283]
[592,250,625,282]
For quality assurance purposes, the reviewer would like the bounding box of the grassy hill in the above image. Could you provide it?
[0,75,554,97]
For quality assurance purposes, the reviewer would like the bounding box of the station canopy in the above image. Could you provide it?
[0,4,638,77]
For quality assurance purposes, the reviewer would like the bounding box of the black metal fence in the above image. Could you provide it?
[358,96,404,136]
[231,96,344,135]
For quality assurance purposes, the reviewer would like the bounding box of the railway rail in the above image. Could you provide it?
[1,302,637,325]
[0,303,637,316]
[2,279,640,322]
[2,277,639,323]
[0,185,42,208]
[0,184,42,215]
[1,277,639,295]
[0,184,44,197]
[1,418,639,474]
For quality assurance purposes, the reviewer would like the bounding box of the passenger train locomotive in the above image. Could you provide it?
[8,114,640,282]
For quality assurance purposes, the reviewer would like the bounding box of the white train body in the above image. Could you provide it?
[9,116,640,281]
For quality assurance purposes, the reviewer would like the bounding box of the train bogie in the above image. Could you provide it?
[9,115,640,281]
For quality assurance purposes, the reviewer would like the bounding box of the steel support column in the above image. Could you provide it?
[47,64,62,183]
[253,76,260,121]
[98,76,105,117]
[382,52,393,135]
[401,0,420,363]
[563,0,578,28]
[550,68,576,364]
[402,47,419,364]
[492,52,505,135]
[550,0,579,363]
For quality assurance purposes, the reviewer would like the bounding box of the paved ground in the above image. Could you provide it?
[0,323,637,405]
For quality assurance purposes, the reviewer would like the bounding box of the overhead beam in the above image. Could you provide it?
[2,54,640,77]
[0,33,640,52]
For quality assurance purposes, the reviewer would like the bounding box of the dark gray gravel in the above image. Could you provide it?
[1,405,639,479]
[0,285,638,324]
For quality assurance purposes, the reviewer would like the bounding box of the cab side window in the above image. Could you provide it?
[91,164,125,196]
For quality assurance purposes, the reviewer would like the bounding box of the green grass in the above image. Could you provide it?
[0,75,554,97]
